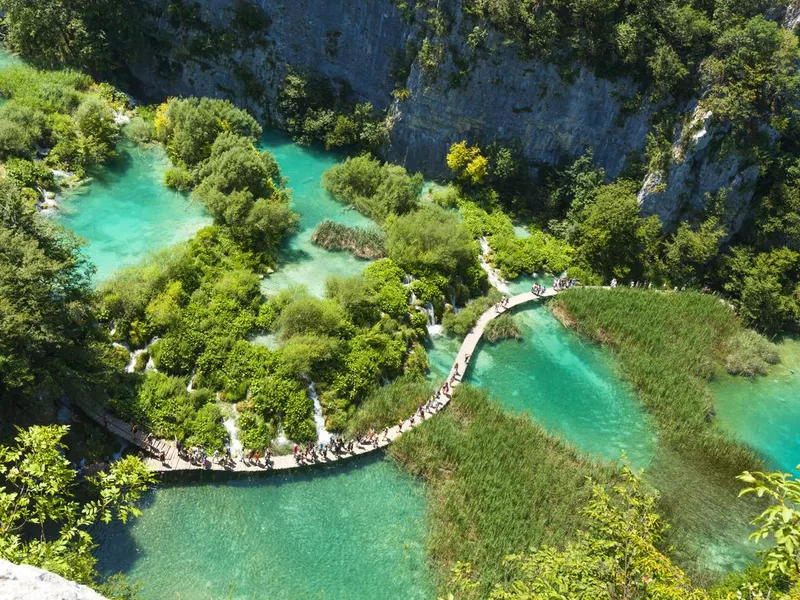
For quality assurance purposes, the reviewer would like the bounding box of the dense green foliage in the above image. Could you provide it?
[278,68,389,150]
[552,288,773,476]
[390,385,616,594]
[0,181,135,430]
[442,288,502,338]
[0,425,153,590]
[99,228,288,448]
[310,219,386,259]
[322,154,423,222]
[0,65,123,179]
[387,204,485,302]
[445,0,800,117]
[449,142,800,332]
[460,202,573,279]
[0,0,142,72]
[154,97,298,258]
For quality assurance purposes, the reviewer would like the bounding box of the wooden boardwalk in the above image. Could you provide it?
[79,289,558,476]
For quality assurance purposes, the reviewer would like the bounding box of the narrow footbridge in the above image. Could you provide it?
[80,288,558,475]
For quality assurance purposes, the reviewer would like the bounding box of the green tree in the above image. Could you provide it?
[0,425,154,586]
[447,141,488,186]
[0,182,97,419]
[738,466,800,580]
[0,0,142,71]
[476,466,707,599]
[386,204,479,283]
[702,16,800,135]
[573,180,645,280]
[664,218,725,287]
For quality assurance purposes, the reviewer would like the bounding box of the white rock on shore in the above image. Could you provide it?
[0,559,108,600]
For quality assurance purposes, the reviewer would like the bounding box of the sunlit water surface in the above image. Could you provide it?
[95,456,432,600]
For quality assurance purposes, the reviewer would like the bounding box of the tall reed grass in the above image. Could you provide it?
[552,288,772,478]
[552,287,775,583]
[310,219,386,259]
[390,385,616,594]
[346,375,434,435]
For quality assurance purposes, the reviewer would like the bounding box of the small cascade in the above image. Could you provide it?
[479,237,510,293]
[111,442,128,462]
[427,324,444,337]
[145,356,157,372]
[275,428,289,446]
[223,404,243,457]
[126,349,147,373]
[186,369,196,392]
[308,383,332,443]
[409,291,417,305]
[423,302,436,326]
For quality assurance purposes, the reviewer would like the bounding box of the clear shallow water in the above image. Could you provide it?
[428,304,656,468]
[258,131,376,296]
[95,456,432,600]
[715,337,800,472]
[58,143,211,282]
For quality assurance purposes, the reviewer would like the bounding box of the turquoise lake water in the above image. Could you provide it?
[95,456,432,600]
[258,131,375,297]
[715,337,800,473]
[4,35,794,590]
[58,143,211,282]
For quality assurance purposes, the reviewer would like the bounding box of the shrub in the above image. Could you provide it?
[163,166,193,191]
[442,289,502,339]
[484,313,522,343]
[124,116,156,144]
[724,329,780,377]
[322,154,422,222]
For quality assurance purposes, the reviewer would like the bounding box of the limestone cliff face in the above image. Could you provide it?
[0,559,108,600]
[130,0,752,233]
[637,104,759,237]
[132,0,650,180]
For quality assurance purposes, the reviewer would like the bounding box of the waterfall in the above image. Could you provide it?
[223,404,243,456]
[126,349,147,373]
[186,368,196,392]
[423,302,436,326]
[409,291,417,305]
[308,383,332,443]
[479,237,510,293]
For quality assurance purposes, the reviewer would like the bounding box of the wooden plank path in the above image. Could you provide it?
[79,288,558,476]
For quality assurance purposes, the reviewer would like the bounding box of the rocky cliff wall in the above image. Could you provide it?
[0,559,107,600]
[130,0,755,234]
[132,0,650,179]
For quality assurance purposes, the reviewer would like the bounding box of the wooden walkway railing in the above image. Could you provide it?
[77,288,558,475]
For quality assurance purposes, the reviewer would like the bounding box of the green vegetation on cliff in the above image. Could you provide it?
[0,64,124,181]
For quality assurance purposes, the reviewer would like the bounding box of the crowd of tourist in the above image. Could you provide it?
[552,277,576,291]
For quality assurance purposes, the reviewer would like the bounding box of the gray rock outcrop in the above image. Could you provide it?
[129,0,763,236]
[637,104,759,237]
[0,559,107,600]
[131,0,650,179]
